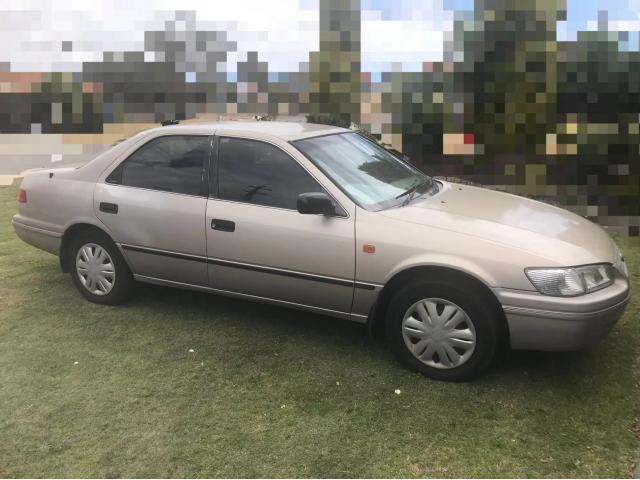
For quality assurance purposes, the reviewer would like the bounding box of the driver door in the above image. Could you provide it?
[205,135,356,315]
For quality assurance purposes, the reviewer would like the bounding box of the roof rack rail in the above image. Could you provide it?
[161,119,180,126]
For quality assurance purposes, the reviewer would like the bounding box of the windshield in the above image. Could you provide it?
[293,132,436,210]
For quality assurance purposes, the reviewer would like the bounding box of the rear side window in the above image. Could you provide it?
[107,135,209,196]
[217,137,323,210]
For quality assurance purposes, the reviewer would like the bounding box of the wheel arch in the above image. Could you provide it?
[59,222,119,272]
[367,265,509,348]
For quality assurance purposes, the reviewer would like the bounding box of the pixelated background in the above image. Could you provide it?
[0,0,638,235]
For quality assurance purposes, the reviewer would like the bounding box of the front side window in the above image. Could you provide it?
[293,132,436,210]
[217,137,323,210]
[107,135,209,196]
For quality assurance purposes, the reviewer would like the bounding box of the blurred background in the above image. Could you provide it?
[0,0,638,235]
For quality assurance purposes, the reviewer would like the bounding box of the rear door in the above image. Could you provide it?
[95,134,212,286]
[205,135,356,315]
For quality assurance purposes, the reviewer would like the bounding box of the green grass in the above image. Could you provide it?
[0,183,638,478]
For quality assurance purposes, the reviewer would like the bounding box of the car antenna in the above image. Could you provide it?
[161,119,180,126]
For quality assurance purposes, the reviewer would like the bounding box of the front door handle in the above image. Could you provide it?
[211,218,235,232]
[99,202,118,214]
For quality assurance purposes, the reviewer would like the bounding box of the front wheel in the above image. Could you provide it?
[68,230,134,305]
[386,279,500,381]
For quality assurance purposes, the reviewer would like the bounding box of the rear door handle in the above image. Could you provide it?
[99,202,118,214]
[211,219,235,232]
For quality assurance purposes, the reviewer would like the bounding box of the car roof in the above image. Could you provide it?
[153,121,350,142]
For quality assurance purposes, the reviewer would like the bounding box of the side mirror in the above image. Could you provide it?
[297,192,336,216]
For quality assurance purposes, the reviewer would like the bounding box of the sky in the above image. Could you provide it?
[0,0,639,73]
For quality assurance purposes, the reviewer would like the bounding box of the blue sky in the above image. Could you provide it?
[361,0,640,39]
[560,0,640,40]
[0,0,639,73]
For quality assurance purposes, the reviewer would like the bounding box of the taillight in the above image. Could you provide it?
[18,189,27,203]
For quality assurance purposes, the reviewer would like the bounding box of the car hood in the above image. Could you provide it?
[379,181,617,266]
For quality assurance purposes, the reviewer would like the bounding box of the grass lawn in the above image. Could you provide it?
[0,183,638,478]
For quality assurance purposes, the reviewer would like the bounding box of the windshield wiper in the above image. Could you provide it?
[395,178,432,206]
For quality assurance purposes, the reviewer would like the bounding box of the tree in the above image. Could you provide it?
[308,0,361,126]
[458,0,566,155]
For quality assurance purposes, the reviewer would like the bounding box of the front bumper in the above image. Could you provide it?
[494,276,630,351]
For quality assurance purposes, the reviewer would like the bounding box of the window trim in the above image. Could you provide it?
[104,134,213,198]
[211,134,349,218]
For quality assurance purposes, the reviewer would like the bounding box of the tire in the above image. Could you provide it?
[386,278,500,381]
[67,230,134,305]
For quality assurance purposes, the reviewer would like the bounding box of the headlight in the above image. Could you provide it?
[525,264,615,296]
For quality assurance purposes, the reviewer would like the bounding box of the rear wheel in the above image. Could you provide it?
[387,279,499,381]
[68,230,134,305]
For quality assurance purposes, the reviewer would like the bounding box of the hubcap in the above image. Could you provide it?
[75,243,116,296]
[401,298,476,369]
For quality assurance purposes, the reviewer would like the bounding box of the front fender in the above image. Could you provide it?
[384,253,499,289]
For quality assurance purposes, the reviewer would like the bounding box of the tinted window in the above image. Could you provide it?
[218,137,323,210]
[107,135,209,196]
